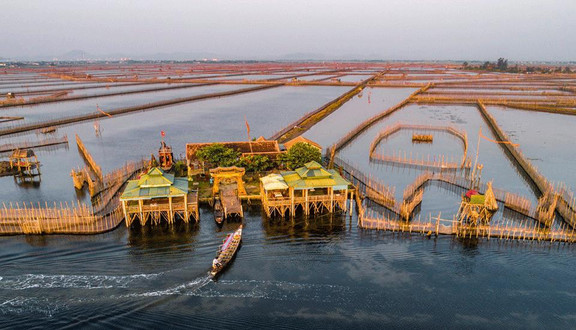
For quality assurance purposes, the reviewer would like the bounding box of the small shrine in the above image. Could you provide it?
[457,181,499,225]
[158,134,174,171]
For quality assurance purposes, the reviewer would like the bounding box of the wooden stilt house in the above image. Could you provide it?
[9,148,40,177]
[120,167,199,227]
[260,161,351,217]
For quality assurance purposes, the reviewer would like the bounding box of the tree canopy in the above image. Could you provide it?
[238,154,274,172]
[196,144,240,167]
[280,142,322,170]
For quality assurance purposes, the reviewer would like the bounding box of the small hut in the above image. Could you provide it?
[260,161,351,217]
[120,167,199,226]
[9,149,40,176]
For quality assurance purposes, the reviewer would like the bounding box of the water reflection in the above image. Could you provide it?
[127,220,199,252]
[262,213,347,242]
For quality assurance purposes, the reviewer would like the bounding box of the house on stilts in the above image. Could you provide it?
[120,167,199,226]
[260,161,351,218]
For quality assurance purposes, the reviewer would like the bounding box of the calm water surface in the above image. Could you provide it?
[1,87,576,329]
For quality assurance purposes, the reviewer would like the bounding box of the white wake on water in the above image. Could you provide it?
[0,273,162,290]
[120,274,213,298]
[119,278,352,303]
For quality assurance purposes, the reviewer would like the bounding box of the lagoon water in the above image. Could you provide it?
[1,85,576,328]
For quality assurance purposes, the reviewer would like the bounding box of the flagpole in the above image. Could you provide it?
[245,116,253,154]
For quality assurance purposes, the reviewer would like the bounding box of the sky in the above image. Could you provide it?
[1,0,575,61]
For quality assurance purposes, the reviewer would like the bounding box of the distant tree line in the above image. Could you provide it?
[462,58,573,74]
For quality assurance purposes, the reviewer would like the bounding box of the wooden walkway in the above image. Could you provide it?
[220,185,244,218]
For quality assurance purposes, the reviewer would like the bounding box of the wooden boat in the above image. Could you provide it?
[214,199,224,224]
[211,225,242,277]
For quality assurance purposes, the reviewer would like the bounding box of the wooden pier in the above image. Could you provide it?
[220,185,244,219]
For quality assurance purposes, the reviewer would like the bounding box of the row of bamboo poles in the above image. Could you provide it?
[329,84,432,159]
[0,134,68,153]
[91,159,147,215]
[0,201,123,235]
[0,158,147,235]
[476,101,576,227]
[75,134,103,180]
[370,150,470,171]
[333,156,396,208]
[359,210,576,243]
[269,71,384,142]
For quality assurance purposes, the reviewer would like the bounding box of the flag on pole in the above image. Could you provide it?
[245,116,251,141]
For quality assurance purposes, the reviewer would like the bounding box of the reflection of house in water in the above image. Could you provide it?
[120,167,198,226]
[260,161,351,217]
[186,136,282,175]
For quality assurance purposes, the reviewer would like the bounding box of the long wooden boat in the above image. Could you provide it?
[211,225,242,276]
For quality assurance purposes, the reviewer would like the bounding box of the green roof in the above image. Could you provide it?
[280,162,351,190]
[137,167,174,187]
[470,194,486,205]
[120,167,188,200]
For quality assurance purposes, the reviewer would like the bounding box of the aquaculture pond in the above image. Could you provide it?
[1,83,576,329]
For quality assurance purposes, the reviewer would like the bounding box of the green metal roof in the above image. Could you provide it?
[280,162,351,190]
[136,167,174,187]
[470,194,486,205]
[120,167,188,200]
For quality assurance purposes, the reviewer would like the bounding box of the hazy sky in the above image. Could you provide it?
[1,0,575,61]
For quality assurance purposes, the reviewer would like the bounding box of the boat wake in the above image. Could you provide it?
[120,278,352,303]
[119,274,213,298]
[0,296,64,318]
[0,273,162,290]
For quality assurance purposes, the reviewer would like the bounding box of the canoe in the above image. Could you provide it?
[211,225,242,276]
[214,199,224,225]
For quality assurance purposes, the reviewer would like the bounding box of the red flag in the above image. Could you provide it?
[161,131,165,137]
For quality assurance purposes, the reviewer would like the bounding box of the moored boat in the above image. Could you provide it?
[214,199,224,224]
[211,225,242,276]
